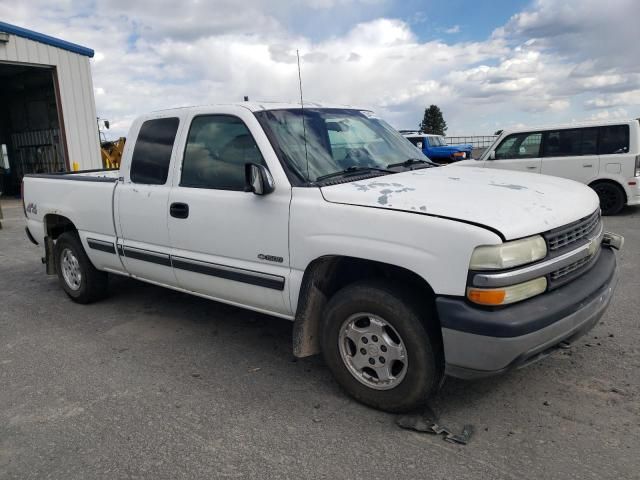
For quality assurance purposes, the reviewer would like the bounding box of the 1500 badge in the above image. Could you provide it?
[258,254,283,263]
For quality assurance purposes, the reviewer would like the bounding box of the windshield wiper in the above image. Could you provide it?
[387,158,437,169]
[316,166,394,182]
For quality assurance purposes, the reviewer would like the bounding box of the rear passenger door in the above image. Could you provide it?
[485,132,542,173]
[115,117,181,286]
[167,113,291,316]
[541,127,599,184]
[598,124,631,177]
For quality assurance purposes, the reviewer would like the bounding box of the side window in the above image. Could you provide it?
[598,125,629,154]
[543,128,598,157]
[181,115,265,190]
[130,118,180,185]
[405,137,422,148]
[495,132,542,159]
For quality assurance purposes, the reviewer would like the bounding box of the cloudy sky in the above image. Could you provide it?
[2,0,639,137]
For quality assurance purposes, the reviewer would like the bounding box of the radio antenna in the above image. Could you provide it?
[296,49,310,182]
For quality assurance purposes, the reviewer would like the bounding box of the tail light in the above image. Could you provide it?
[635,154,640,177]
[21,179,27,216]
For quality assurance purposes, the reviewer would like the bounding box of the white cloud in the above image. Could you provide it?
[0,0,638,138]
[585,90,640,109]
[444,25,460,34]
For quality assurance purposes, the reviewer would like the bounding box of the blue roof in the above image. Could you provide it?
[0,21,94,58]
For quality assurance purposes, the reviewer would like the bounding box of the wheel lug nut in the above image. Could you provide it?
[379,357,385,363]
[368,358,375,365]
[362,337,368,344]
[371,335,378,342]
[360,348,366,355]
[380,345,387,352]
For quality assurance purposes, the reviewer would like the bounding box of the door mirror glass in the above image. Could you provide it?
[488,150,495,160]
[245,163,274,195]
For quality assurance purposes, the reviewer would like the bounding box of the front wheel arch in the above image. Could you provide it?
[292,255,441,358]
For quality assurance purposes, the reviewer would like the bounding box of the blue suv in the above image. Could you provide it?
[402,132,473,164]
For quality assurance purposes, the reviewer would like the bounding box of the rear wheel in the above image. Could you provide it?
[321,280,443,412]
[592,182,625,215]
[54,232,108,303]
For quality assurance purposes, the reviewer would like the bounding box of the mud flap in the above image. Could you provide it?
[44,236,56,275]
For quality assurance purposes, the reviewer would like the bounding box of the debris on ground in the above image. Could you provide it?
[396,407,474,445]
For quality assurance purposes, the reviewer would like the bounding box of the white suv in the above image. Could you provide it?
[456,119,640,215]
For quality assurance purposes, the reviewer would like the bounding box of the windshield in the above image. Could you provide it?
[255,108,429,184]
[428,136,446,146]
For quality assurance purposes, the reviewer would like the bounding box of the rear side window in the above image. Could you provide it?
[495,132,542,159]
[130,118,180,185]
[543,128,598,157]
[598,125,629,155]
[181,115,265,190]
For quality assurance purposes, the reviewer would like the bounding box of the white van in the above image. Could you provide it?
[456,119,640,215]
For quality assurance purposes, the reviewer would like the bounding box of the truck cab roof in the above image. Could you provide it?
[147,102,365,116]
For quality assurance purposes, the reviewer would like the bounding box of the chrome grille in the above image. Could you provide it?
[546,210,601,251]
[550,255,593,281]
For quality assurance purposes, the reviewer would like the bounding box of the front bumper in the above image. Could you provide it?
[437,247,618,379]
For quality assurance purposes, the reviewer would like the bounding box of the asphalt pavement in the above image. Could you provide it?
[1,197,638,479]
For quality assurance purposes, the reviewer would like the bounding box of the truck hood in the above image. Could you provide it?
[320,166,600,240]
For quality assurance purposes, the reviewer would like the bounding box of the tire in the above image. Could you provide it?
[321,280,443,413]
[592,182,625,216]
[54,231,108,304]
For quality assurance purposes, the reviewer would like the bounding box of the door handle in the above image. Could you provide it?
[526,166,537,170]
[170,202,189,219]
[583,164,593,168]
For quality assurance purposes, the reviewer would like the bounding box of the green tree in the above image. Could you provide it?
[420,105,448,135]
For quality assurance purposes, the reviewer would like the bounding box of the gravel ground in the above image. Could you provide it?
[1,197,638,479]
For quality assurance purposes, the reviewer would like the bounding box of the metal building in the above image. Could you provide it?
[0,21,101,195]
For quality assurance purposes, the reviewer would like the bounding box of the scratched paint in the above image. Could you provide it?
[377,187,415,205]
[489,182,528,191]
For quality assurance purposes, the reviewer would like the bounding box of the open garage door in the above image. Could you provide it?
[0,62,67,196]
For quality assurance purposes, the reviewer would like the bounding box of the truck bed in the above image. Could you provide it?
[23,169,120,263]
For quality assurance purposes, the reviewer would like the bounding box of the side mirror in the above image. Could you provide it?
[245,163,274,195]
[488,150,496,160]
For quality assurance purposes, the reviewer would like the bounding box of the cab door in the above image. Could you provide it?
[485,131,542,173]
[167,111,291,316]
[114,116,182,286]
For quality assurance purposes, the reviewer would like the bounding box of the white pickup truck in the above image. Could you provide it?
[23,103,623,412]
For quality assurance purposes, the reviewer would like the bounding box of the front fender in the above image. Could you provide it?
[289,188,501,311]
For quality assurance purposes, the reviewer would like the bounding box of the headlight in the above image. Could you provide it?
[470,235,547,270]
[467,277,547,306]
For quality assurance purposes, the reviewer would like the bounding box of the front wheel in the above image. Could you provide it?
[54,232,108,304]
[321,280,443,412]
